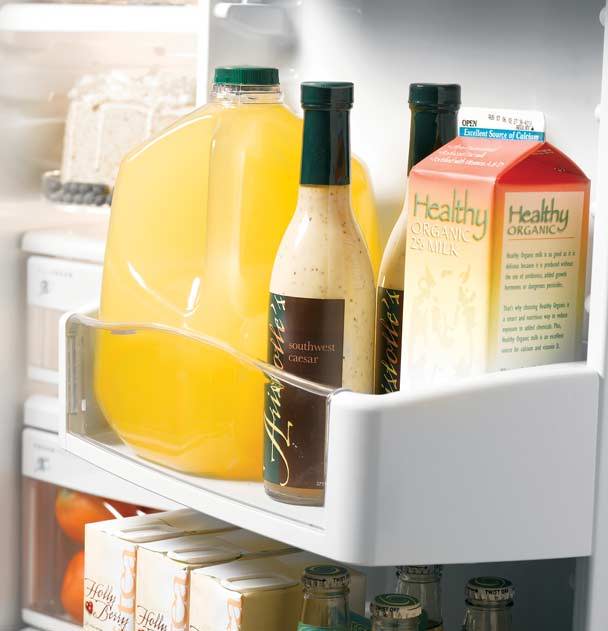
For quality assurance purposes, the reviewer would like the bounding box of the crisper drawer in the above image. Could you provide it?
[59,310,599,567]
[21,427,181,630]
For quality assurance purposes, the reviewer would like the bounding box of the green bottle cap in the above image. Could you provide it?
[302,564,350,589]
[301,82,353,110]
[409,83,461,108]
[397,565,443,577]
[213,66,280,86]
[371,594,422,620]
[466,577,514,603]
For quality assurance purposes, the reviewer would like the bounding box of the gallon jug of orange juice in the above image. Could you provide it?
[96,66,380,479]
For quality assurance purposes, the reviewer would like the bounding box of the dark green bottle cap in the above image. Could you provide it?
[466,576,514,603]
[409,83,461,109]
[213,66,279,86]
[301,81,353,110]
[302,564,350,589]
[371,594,422,620]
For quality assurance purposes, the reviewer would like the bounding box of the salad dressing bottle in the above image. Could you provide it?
[396,565,444,630]
[264,82,375,506]
[370,593,422,631]
[374,84,460,394]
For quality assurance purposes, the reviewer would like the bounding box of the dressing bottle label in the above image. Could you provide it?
[374,287,404,393]
[264,293,344,490]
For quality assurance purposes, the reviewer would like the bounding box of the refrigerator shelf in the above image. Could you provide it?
[22,609,79,631]
[60,310,599,566]
[0,2,199,34]
[23,426,181,511]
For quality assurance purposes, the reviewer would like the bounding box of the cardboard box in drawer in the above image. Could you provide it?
[188,550,367,631]
[135,529,295,631]
[83,509,232,631]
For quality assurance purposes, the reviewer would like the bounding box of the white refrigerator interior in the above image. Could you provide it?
[0,0,607,630]
[0,7,196,630]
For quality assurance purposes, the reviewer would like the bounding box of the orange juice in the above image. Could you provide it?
[95,67,380,479]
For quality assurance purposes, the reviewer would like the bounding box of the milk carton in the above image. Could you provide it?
[188,550,367,631]
[403,137,589,387]
[135,529,295,631]
[83,509,233,631]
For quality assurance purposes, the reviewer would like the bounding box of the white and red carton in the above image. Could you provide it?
[83,509,233,631]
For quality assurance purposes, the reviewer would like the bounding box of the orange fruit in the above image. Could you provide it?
[55,489,138,544]
[61,549,84,623]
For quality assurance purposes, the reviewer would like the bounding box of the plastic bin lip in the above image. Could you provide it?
[68,311,342,397]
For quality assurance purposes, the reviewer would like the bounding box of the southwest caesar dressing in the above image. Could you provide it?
[270,185,375,390]
[264,82,375,506]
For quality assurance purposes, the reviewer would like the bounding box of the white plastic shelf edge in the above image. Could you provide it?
[0,3,198,33]
[62,354,598,566]
[327,361,598,565]
[23,428,181,512]
[21,608,80,631]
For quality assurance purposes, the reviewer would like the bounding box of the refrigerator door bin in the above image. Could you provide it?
[60,310,599,566]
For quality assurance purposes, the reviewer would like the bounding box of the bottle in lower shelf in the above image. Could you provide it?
[462,577,514,631]
[396,565,444,630]
[370,594,422,631]
[296,565,353,631]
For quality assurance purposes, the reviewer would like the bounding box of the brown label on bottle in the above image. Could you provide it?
[264,293,344,490]
[374,286,404,394]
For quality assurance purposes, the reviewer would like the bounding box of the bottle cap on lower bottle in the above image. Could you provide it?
[302,564,350,589]
[465,576,514,603]
[397,564,443,577]
[371,594,422,619]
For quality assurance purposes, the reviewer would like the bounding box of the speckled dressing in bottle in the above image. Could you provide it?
[264,82,375,506]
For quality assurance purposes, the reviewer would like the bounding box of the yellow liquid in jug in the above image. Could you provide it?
[96,97,380,480]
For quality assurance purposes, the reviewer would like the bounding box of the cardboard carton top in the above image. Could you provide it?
[138,529,295,566]
[411,136,588,185]
[191,555,300,593]
[87,508,232,543]
[191,550,366,613]
[498,143,589,185]
[412,136,538,180]
[190,551,355,594]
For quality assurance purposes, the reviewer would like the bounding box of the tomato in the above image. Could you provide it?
[61,549,84,623]
[55,489,138,544]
